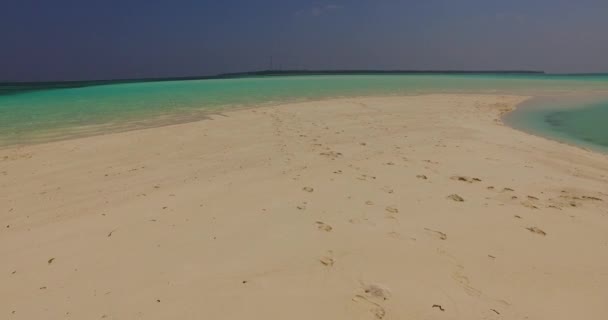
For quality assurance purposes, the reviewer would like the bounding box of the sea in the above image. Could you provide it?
[1,74,607,151]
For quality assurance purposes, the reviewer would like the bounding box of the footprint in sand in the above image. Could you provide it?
[549,191,604,209]
[386,232,401,239]
[425,228,447,240]
[319,251,335,267]
[303,187,314,193]
[381,186,394,194]
[582,195,603,201]
[362,283,392,300]
[447,194,465,202]
[521,201,539,210]
[423,160,439,165]
[416,174,428,180]
[526,226,546,236]
[385,207,399,219]
[2,153,33,161]
[452,266,482,297]
[352,283,391,319]
[315,221,333,232]
[521,195,541,209]
[357,174,377,181]
[385,207,399,214]
[450,176,482,183]
[319,151,343,160]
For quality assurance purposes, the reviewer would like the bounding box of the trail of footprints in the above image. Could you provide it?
[297,152,605,318]
[8,108,605,319]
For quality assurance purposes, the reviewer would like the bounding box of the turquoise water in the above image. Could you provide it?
[504,94,608,153]
[1,74,608,149]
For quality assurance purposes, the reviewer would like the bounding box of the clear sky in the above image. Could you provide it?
[1,0,607,81]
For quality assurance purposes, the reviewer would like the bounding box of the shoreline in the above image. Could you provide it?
[3,72,608,151]
[0,93,384,150]
[500,97,600,155]
[3,92,608,158]
[2,94,608,319]
[0,92,501,149]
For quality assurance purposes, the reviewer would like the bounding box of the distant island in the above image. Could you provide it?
[218,69,545,78]
[1,70,544,86]
[0,70,546,96]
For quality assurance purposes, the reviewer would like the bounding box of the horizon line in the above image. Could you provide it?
[2,69,607,86]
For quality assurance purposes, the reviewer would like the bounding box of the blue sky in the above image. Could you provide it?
[1,0,607,81]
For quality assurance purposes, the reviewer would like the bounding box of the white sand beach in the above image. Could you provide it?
[2,94,608,319]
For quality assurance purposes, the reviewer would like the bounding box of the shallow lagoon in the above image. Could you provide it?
[1,74,608,149]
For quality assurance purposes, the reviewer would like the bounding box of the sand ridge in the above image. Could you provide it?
[1,94,608,319]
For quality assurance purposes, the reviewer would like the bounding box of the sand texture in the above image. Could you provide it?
[2,94,608,319]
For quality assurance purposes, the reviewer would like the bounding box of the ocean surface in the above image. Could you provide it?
[504,94,608,153]
[1,74,608,150]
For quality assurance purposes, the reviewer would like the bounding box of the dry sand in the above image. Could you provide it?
[1,94,608,319]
